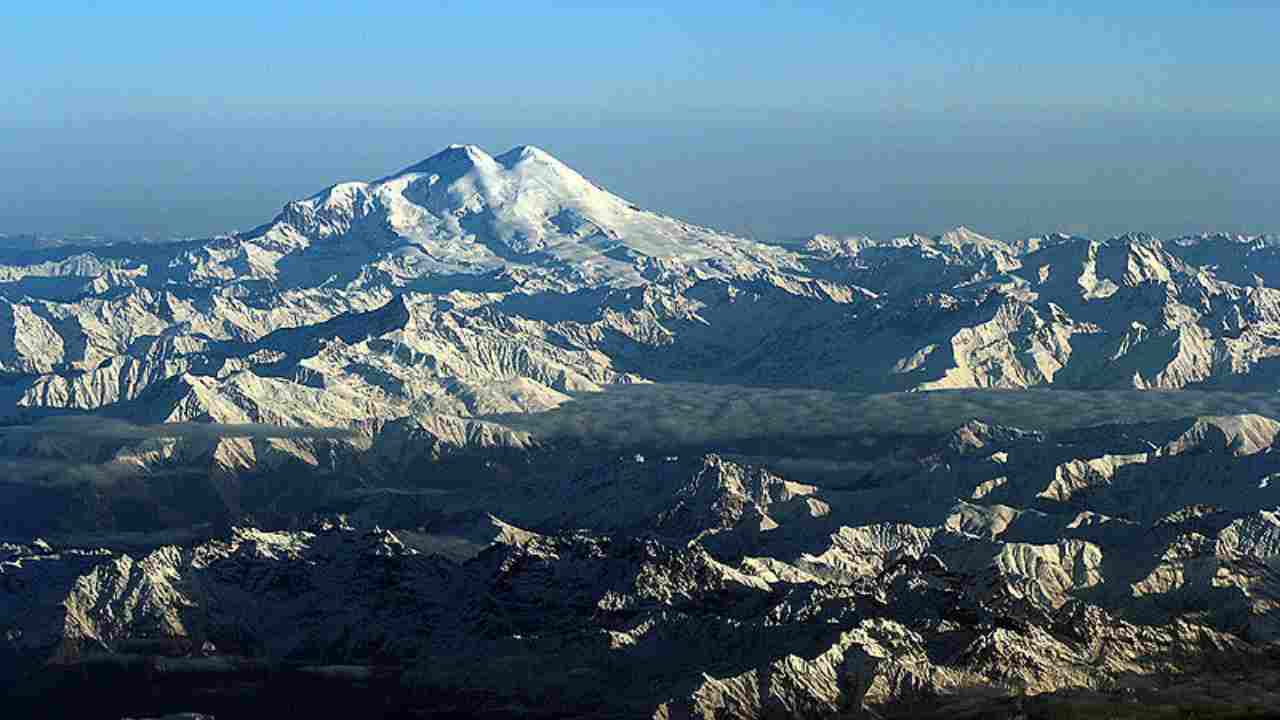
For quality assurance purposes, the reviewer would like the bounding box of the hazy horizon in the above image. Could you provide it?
[5,2,1279,243]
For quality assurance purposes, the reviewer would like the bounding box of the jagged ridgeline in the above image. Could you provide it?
[2,146,1280,719]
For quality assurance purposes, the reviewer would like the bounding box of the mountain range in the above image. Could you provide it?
[2,145,1280,718]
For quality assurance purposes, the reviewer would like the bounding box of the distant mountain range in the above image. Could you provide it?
[4,147,1280,434]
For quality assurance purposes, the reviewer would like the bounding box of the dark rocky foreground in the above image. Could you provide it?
[10,654,1280,719]
[2,415,1279,719]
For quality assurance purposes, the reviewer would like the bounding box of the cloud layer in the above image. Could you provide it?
[0,417,356,486]
[0,416,356,441]
[488,384,1280,451]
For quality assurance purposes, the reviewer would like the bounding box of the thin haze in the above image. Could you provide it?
[2,1,1278,242]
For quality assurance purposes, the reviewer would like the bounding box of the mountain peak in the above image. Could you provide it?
[392,144,497,178]
[496,144,558,167]
[939,226,996,245]
[1110,231,1160,246]
[443,143,490,158]
[384,144,577,183]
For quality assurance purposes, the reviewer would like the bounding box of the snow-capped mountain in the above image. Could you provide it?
[2,146,1280,446]
[174,143,799,291]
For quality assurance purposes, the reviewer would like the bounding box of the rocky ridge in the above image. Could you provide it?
[4,416,1280,718]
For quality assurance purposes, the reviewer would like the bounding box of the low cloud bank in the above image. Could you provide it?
[0,416,356,441]
[488,384,1280,450]
[0,458,142,486]
[0,417,355,486]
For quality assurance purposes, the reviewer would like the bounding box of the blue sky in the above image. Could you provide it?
[3,1,1279,241]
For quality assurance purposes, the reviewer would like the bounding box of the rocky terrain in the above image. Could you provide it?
[1,145,1279,718]
[4,417,1280,718]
